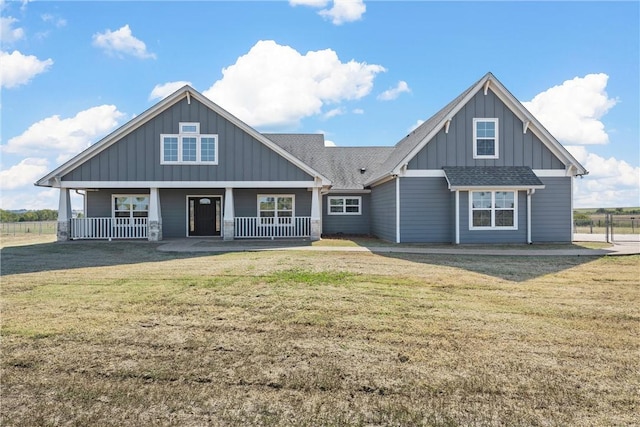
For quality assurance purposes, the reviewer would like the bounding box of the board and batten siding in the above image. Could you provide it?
[86,189,149,218]
[458,190,528,244]
[407,89,566,170]
[531,177,572,242]
[399,178,453,243]
[62,97,313,182]
[160,189,224,238]
[233,188,312,218]
[370,179,396,242]
[322,194,371,235]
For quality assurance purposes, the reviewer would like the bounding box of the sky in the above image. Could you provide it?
[1,0,639,211]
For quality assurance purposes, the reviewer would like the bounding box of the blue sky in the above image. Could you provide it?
[1,0,639,210]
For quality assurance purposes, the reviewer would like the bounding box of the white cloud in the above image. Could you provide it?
[3,105,125,157]
[149,81,192,101]
[523,73,617,145]
[41,13,67,28]
[567,146,640,208]
[378,80,410,101]
[352,108,364,114]
[0,158,49,190]
[1,16,25,45]
[324,140,336,147]
[322,107,345,119]
[203,40,385,128]
[92,24,156,59]
[319,0,366,25]
[0,50,53,88]
[290,0,366,24]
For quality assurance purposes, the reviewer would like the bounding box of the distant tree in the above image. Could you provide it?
[0,209,19,222]
[595,208,607,214]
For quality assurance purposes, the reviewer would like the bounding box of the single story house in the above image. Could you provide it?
[36,72,587,244]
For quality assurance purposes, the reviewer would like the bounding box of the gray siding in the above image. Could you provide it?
[531,177,572,242]
[370,179,396,242]
[234,188,312,217]
[160,189,224,238]
[86,189,149,217]
[458,190,528,244]
[399,178,453,243]
[63,98,313,182]
[408,90,566,170]
[322,194,371,236]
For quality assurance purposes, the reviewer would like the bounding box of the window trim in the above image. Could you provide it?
[468,190,517,230]
[327,196,362,215]
[112,194,150,219]
[161,122,218,165]
[473,118,499,159]
[257,194,295,226]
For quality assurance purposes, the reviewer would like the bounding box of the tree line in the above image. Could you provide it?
[0,209,58,222]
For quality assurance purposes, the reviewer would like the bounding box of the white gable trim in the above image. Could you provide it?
[387,74,587,179]
[36,86,331,188]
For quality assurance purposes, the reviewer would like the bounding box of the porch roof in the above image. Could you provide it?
[442,166,546,190]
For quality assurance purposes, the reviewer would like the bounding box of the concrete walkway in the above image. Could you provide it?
[157,235,640,257]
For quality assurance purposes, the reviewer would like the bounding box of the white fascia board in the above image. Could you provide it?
[533,169,571,177]
[36,87,194,187]
[188,91,332,186]
[327,189,371,194]
[57,181,317,189]
[448,184,546,192]
[367,174,397,188]
[401,170,446,178]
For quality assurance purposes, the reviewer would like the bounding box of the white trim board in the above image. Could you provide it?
[57,180,319,189]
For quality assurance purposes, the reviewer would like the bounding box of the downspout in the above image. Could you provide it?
[75,190,86,218]
[527,189,535,244]
[395,175,401,243]
[455,190,460,244]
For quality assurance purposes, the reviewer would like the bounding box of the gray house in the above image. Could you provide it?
[36,72,587,244]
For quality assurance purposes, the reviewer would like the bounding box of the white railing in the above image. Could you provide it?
[70,217,148,240]
[234,217,311,238]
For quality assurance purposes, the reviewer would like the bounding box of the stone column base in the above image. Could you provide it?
[310,219,321,241]
[57,220,70,242]
[223,220,235,241]
[148,220,162,241]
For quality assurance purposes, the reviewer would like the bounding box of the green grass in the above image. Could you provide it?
[1,241,639,426]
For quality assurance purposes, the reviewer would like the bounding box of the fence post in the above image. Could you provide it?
[605,214,610,243]
[610,214,614,242]
[590,220,593,234]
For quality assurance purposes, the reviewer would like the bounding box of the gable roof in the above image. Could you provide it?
[443,166,545,190]
[265,134,393,190]
[36,86,331,188]
[365,72,588,186]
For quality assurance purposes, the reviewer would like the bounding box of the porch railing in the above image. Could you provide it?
[70,217,148,240]
[234,217,311,238]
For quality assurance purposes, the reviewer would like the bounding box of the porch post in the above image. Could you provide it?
[57,188,72,242]
[455,190,460,245]
[148,188,162,241]
[310,186,321,241]
[223,187,235,241]
[527,189,534,244]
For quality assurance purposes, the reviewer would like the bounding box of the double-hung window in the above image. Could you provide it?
[161,122,218,164]
[258,195,294,225]
[473,118,499,159]
[470,191,516,229]
[328,196,361,215]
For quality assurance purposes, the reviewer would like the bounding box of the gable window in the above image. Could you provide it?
[328,196,361,215]
[161,122,218,164]
[473,118,499,159]
[258,195,294,225]
[469,191,516,229]
[113,195,149,218]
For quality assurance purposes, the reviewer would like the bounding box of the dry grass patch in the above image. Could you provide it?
[1,242,639,426]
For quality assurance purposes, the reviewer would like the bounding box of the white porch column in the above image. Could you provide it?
[148,188,162,241]
[223,187,235,241]
[57,188,72,242]
[455,190,460,245]
[310,186,321,241]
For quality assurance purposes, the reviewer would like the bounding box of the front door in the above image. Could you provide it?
[188,196,221,236]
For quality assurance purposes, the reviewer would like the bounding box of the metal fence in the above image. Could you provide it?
[574,214,640,242]
[0,221,57,235]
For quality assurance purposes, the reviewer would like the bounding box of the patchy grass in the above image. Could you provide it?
[1,241,639,426]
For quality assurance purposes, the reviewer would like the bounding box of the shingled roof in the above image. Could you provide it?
[265,134,394,190]
[443,166,545,189]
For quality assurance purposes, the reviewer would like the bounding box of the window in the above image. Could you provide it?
[258,195,294,225]
[473,118,499,159]
[470,191,516,229]
[113,195,149,218]
[328,196,361,215]
[161,122,218,164]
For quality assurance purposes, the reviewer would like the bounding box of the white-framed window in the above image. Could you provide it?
[113,195,149,218]
[328,196,362,215]
[469,190,517,230]
[161,122,218,164]
[473,118,499,159]
[258,195,294,226]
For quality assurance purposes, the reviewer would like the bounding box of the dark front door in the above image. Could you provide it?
[188,197,221,236]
